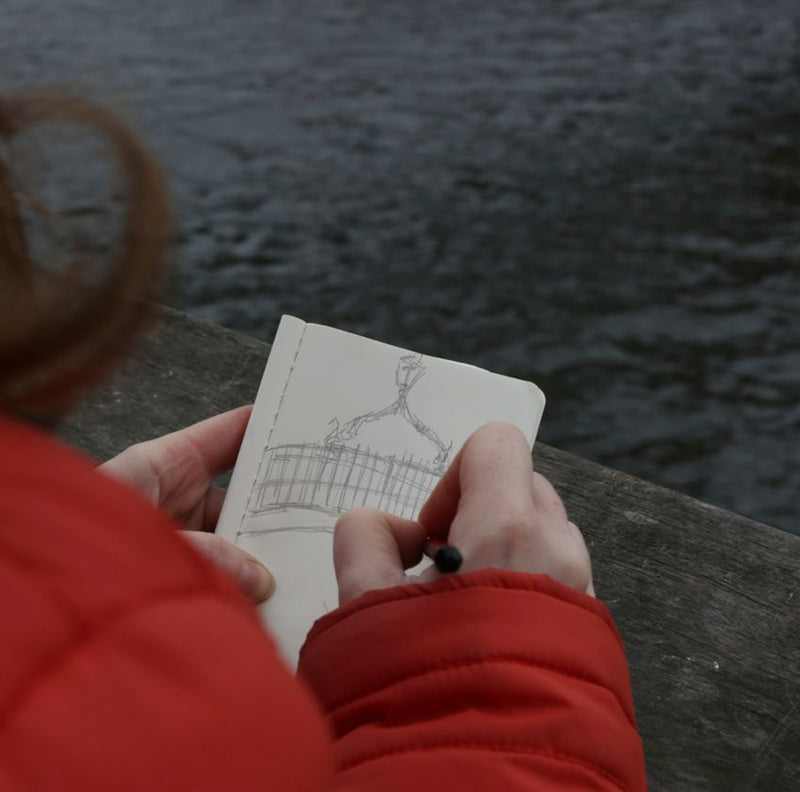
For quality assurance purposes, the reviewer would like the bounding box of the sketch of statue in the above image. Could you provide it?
[324,354,452,469]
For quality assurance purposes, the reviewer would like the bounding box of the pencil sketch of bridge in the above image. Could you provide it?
[248,354,452,522]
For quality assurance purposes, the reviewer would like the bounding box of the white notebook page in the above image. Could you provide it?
[217,316,546,667]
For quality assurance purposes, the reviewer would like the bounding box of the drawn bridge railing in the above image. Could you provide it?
[252,442,444,520]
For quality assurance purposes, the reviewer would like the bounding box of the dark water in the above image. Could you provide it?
[3,1,800,533]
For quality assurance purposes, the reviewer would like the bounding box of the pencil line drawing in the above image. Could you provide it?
[241,355,452,532]
[239,523,335,538]
[325,354,452,467]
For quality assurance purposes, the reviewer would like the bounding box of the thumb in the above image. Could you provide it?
[180,531,275,603]
[334,507,427,605]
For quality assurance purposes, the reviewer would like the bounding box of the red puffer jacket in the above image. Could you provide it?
[0,415,646,791]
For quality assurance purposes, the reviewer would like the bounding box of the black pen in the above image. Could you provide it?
[423,539,463,574]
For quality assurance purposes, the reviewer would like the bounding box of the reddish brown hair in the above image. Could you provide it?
[0,93,170,423]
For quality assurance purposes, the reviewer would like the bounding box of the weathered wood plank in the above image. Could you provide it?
[62,307,800,792]
[62,307,268,462]
[546,447,800,792]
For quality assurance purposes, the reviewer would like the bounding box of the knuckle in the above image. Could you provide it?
[468,510,536,567]
[337,580,364,607]
[552,548,592,589]
[201,534,231,566]
[126,441,153,465]
[497,519,532,550]
[108,443,142,469]
[495,504,536,544]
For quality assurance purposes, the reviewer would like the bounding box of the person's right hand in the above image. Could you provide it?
[334,421,594,606]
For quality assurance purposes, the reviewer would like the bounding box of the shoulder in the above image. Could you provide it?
[0,413,239,627]
[0,416,331,790]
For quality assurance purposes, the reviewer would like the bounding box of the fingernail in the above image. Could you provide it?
[240,557,276,602]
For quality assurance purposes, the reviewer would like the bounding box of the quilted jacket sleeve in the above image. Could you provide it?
[0,590,333,792]
[299,569,647,792]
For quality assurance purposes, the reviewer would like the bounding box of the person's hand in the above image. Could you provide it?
[334,421,593,605]
[98,405,275,603]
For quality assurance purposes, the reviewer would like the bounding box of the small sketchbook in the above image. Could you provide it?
[216,316,546,667]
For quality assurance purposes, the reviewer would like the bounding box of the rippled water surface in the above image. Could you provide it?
[3,1,800,533]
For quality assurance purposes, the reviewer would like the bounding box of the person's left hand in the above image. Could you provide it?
[98,405,275,603]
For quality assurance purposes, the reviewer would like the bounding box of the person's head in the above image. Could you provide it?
[0,92,170,427]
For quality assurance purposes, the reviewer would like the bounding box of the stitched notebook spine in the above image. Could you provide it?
[235,321,308,541]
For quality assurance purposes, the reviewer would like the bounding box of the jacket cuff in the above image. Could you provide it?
[298,569,645,790]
